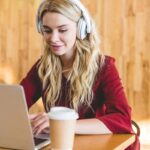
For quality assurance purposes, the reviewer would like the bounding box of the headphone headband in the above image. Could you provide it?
[69,0,91,33]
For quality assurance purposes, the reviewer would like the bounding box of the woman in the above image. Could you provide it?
[21,0,139,149]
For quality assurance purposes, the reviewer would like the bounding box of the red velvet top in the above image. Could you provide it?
[20,56,139,150]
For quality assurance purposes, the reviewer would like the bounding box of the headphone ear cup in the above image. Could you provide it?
[77,18,87,40]
[37,18,42,33]
[36,0,46,34]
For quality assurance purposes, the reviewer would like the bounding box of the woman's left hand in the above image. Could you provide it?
[29,112,49,136]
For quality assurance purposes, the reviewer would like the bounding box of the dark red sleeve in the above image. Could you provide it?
[97,56,133,133]
[20,59,42,108]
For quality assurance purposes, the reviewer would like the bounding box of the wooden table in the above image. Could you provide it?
[0,134,135,150]
[42,134,135,150]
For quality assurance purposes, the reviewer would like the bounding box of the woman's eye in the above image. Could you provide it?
[43,30,51,33]
[59,29,68,33]
[42,28,52,34]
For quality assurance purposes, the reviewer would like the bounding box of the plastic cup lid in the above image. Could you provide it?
[48,107,79,120]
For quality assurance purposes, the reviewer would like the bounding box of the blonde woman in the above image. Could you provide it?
[21,0,139,149]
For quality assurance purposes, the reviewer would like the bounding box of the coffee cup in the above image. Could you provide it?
[48,107,79,150]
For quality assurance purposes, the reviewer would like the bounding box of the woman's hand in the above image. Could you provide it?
[29,112,49,136]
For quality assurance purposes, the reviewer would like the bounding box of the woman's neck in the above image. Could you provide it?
[60,55,75,79]
[60,54,75,69]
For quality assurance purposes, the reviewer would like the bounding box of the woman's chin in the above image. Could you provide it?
[52,51,65,56]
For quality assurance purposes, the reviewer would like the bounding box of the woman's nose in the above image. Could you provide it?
[49,31,59,42]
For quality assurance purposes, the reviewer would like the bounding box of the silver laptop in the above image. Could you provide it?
[0,84,50,150]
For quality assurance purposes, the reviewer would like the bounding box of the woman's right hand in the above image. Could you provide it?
[29,112,49,136]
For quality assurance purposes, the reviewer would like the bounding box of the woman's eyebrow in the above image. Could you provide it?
[42,24,68,29]
[42,25,51,29]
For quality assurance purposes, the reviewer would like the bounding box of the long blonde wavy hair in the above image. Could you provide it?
[37,0,105,111]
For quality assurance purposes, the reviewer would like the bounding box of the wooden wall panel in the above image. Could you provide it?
[0,0,150,120]
[0,0,42,83]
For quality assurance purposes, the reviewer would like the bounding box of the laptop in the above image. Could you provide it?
[0,84,50,150]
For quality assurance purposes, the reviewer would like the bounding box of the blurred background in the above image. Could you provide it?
[0,0,150,149]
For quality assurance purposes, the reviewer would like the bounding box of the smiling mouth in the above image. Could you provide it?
[51,45,63,51]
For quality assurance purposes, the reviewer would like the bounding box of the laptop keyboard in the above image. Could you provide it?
[33,133,50,147]
[34,137,48,146]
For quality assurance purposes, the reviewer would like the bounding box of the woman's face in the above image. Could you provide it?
[42,12,77,58]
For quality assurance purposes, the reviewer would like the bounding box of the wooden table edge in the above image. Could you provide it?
[114,134,136,150]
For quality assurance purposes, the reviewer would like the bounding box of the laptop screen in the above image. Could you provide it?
[0,84,50,150]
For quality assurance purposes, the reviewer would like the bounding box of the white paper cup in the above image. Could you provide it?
[48,107,79,150]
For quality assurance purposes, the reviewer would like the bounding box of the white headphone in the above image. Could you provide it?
[36,0,91,40]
